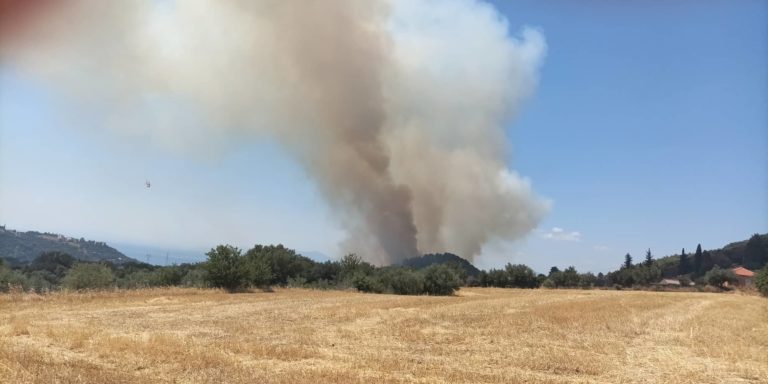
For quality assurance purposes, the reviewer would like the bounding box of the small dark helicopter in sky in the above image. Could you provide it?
[145,180,151,189]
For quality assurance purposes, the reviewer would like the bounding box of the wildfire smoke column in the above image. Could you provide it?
[0,0,549,264]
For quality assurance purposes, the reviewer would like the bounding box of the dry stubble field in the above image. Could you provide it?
[1,287,766,384]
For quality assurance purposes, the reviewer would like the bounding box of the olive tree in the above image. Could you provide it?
[62,263,114,290]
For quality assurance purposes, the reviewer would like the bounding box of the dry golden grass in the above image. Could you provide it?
[1,287,766,383]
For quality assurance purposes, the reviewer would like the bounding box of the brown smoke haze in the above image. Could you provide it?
[1,0,549,264]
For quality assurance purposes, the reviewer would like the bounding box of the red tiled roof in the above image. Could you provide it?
[731,267,754,277]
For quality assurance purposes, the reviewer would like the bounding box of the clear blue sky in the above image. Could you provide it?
[1,1,766,272]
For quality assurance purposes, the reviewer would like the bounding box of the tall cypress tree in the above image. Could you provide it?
[624,253,632,269]
[644,249,653,268]
[693,244,703,276]
[678,248,690,275]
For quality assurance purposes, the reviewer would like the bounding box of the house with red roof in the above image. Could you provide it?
[731,267,755,287]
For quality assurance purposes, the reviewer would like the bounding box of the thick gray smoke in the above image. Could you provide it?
[2,0,549,264]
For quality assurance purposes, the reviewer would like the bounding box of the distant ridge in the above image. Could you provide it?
[401,253,481,277]
[0,226,137,265]
[651,233,768,277]
[299,250,331,263]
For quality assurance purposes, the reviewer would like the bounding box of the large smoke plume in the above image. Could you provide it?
[1,0,549,264]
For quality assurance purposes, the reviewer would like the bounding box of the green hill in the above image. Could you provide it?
[655,233,768,277]
[401,253,481,277]
[0,226,137,266]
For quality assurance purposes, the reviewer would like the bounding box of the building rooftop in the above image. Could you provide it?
[731,267,754,277]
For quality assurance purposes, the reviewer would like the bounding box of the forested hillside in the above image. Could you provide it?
[652,233,768,277]
[401,253,481,277]
[601,233,768,288]
[0,226,136,265]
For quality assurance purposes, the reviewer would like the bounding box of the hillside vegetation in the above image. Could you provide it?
[652,233,768,277]
[2,229,766,295]
[401,253,481,277]
[1,288,766,383]
[0,226,135,265]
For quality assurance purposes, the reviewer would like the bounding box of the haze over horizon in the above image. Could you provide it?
[1,0,766,274]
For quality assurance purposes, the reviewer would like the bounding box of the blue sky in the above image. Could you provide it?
[488,0,768,272]
[1,1,766,272]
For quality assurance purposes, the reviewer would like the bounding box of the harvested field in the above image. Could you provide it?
[1,288,766,383]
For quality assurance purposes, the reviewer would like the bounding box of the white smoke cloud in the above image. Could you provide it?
[1,0,549,264]
[542,227,582,242]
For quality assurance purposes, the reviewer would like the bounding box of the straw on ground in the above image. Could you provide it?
[1,287,766,383]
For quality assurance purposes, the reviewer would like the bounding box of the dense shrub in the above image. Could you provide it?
[245,244,313,286]
[26,251,76,281]
[505,264,539,288]
[181,268,209,288]
[244,256,273,288]
[385,268,424,295]
[26,270,56,292]
[704,265,736,289]
[443,262,469,285]
[116,269,155,289]
[305,279,336,290]
[743,234,768,270]
[595,273,607,287]
[311,261,342,283]
[62,263,114,290]
[153,266,185,286]
[482,269,508,287]
[339,254,374,281]
[423,264,461,296]
[286,276,307,288]
[0,265,29,292]
[578,272,597,289]
[755,268,768,297]
[547,266,581,288]
[606,263,662,288]
[204,245,248,292]
[351,272,384,293]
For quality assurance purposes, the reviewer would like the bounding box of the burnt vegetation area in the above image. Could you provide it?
[1,233,767,297]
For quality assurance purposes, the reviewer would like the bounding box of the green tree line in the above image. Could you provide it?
[3,236,767,297]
